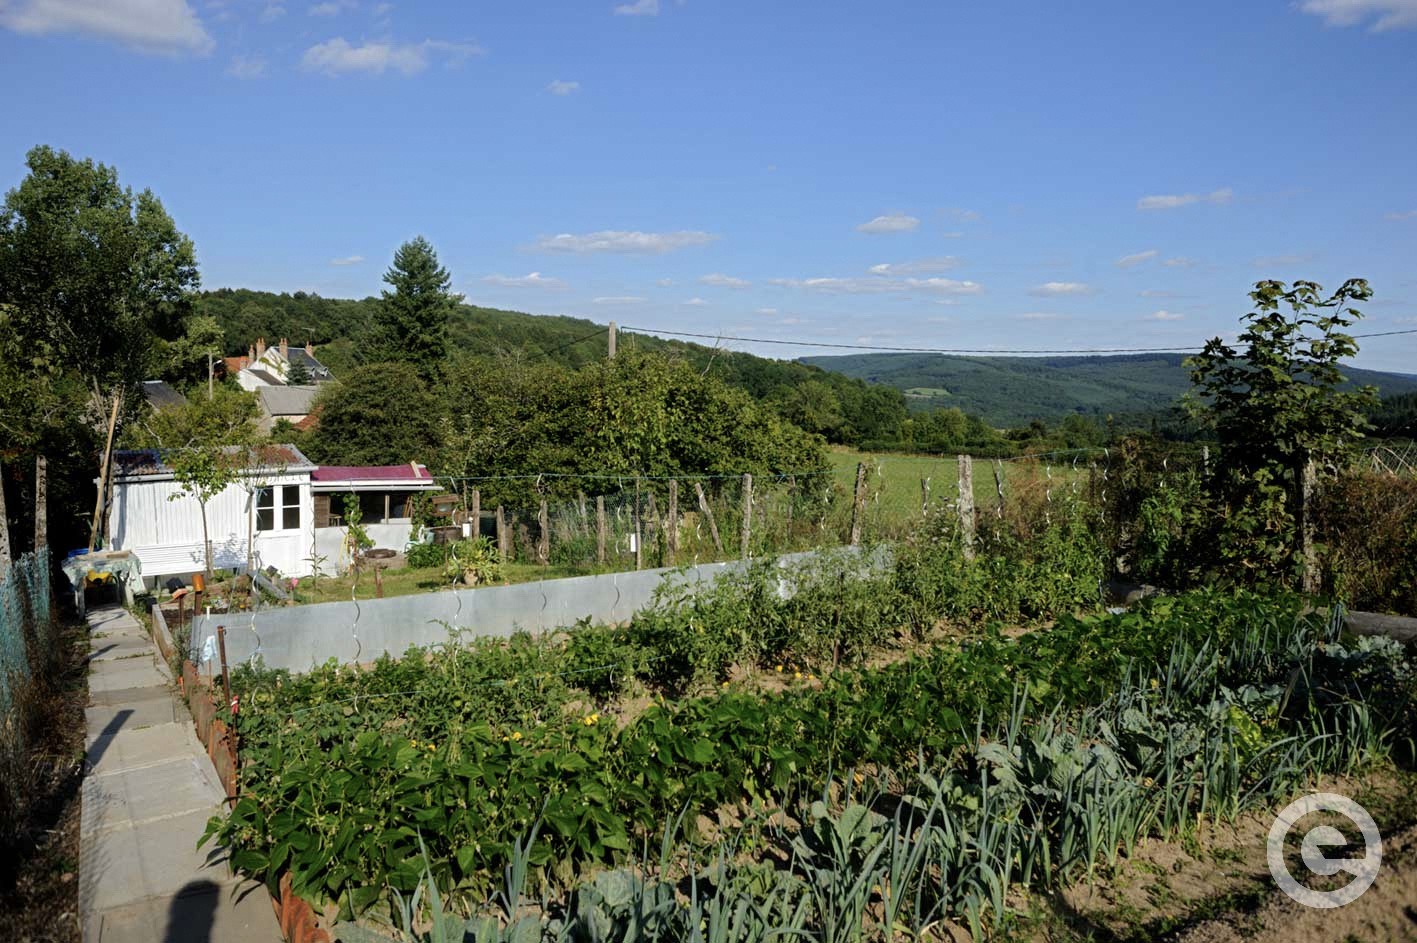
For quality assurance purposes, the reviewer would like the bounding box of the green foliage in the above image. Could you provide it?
[344,493,374,555]
[370,237,458,383]
[161,314,226,386]
[444,536,504,586]
[285,359,313,386]
[126,384,260,450]
[404,541,449,570]
[304,362,441,466]
[1188,279,1378,585]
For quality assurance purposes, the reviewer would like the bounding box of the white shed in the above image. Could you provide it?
[107,445,317,589]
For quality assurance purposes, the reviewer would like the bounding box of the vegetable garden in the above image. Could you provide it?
[203,497,1417,941]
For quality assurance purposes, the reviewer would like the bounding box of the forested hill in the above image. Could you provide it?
[194,288,911,446]
[800,351,1417,427]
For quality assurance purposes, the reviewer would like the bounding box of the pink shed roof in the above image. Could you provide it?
[312,463,434,483]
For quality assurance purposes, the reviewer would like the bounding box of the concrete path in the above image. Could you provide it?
[80,606,281,943]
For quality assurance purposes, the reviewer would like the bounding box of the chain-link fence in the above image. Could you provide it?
[0,548,52,720]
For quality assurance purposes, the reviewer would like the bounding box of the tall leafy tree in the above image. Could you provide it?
[370,236,458,381]
[0,145,199,549]
[1187,279,1376,584]
[303,362,441,466]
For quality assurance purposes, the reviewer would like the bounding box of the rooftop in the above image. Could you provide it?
[113,444,315,480]
[256,384,320,416]
[311,463,440,491]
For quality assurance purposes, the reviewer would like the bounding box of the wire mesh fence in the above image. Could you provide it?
[0,548,52,722]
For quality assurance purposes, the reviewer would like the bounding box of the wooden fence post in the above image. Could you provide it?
[666,480,678,565]
[740,473,753,558]
[537,496,550,566]
[695,482,724,553]
[848,462,868,546]
[921,477,931,516]
[646,491,661,565]
[577,491,589,536]
[470,488,481,540]
[495,505,508,559]
[35,454,48,551]
[957,455,976,561]
[786,474,797,537]
[596,495,607,564]
[1300,458,1319,595]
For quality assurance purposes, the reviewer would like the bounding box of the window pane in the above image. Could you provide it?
[256,508,275,532]
[256,487,273,510]
[282,486,300,529]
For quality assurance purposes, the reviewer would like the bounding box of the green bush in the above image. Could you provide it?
[404,541,448,570]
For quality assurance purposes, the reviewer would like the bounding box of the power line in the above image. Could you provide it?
[620,325,1417,356]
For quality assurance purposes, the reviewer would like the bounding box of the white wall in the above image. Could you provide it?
[110,472,315,583]
[313,521,417,573]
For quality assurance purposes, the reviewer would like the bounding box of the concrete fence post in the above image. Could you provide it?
[740,473,753,557]
[957,454,976,561]
[849,462,868,546]
[667,480,678,565]
[596,495,607,564]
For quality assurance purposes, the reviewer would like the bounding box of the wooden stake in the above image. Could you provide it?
[1300,458,1319,595]
[993,461,1005,519]
[495,505,508,558]
[921,477,931,516]
[596,495,607,564]
[695,481,723,553]
[35,454,48,551]
[957,454,976,561]
[633,476,643,570]
[471,488,481,540]
[740,473,753,557]
[577,491,589,536]
[0,456,10,578]
[848,462,868,546]
[537,483,550,565]
[666,480,678,565]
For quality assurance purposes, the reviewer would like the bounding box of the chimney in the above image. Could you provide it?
[279,338,288,360]
[255,337,266,358]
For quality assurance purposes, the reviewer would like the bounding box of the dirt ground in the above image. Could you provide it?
[0,616,88,943]
[1022,769,1417,942]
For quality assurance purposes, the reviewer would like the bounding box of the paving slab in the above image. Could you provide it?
[84,722,202,778]
[88,654,169,694]
[90,634,160,662]
[81,756,225,837]
[84,880,277,943]
[85,689,185,738]
[80,808,234,913]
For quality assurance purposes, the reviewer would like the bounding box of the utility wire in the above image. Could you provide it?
[620,325,1417,356]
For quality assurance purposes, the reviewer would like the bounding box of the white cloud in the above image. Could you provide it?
[613,0,658,14]
[546,79,579,95]
[769,275,982,296]
[655,278,674,287]
[1386,209,1417,220]
[699,273,750,288]
[1116,249,1158,268]
[481,271,566,289]
[259,3,286,22]
[856,212,920,234]
[330,255,364,266]
[1029,281,1093,297]
[0,0,214,54]
[534,230,718,254]
[1253,252,1317,267]
[1164,256,1198,268]
[301,37,482,75]
[868,256,960,276]
[308,1,349,15]
[1298,0,1417,30]
[1017,312,1063,321]
[755,307,778,316]
[946,207,982,222]
[226,53,266,78]
[592,296,645,305]
[1137,188,1233,211]
[1147,310,1185,321]
[681,297,708,306]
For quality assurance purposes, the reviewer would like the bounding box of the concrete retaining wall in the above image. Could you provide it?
[190,549,855,673]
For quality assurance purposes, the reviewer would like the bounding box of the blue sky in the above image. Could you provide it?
[2,0,1416,372]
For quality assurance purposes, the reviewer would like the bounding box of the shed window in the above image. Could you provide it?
[256,485,301,532]
[255,487,275,532]
[282,486,301,530]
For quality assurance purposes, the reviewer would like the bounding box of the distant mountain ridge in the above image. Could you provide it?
[799,352,1417,427]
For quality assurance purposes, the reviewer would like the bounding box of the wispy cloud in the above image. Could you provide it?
[868,257,960,276]
[1017,312,1064,321]
[259,4,286,22]
[1298,0,1417,30]
[613,0,658,14]
[0,0,215,54]
[755,307,778,316]
[1163,256,1198,268]
[534,230,718,254]
[546,79,579,95]
[301,37,482,75]
[1386,209,1417,220]
[856,212,920,234]
[1116,249,1158,268]
[330,255,364,266]
[481,272,566,290]
[681,297,708,306]
[1137,188,1233,211]
[226,54,266,78]
[655,278,674,287]
[946,207,982,223]
[1147,310,1185,321]
[770,276,982,296]
[308,0,352,15]
[592,296,646,305]
[699,273,750,288]
[1029,281,1093,297]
